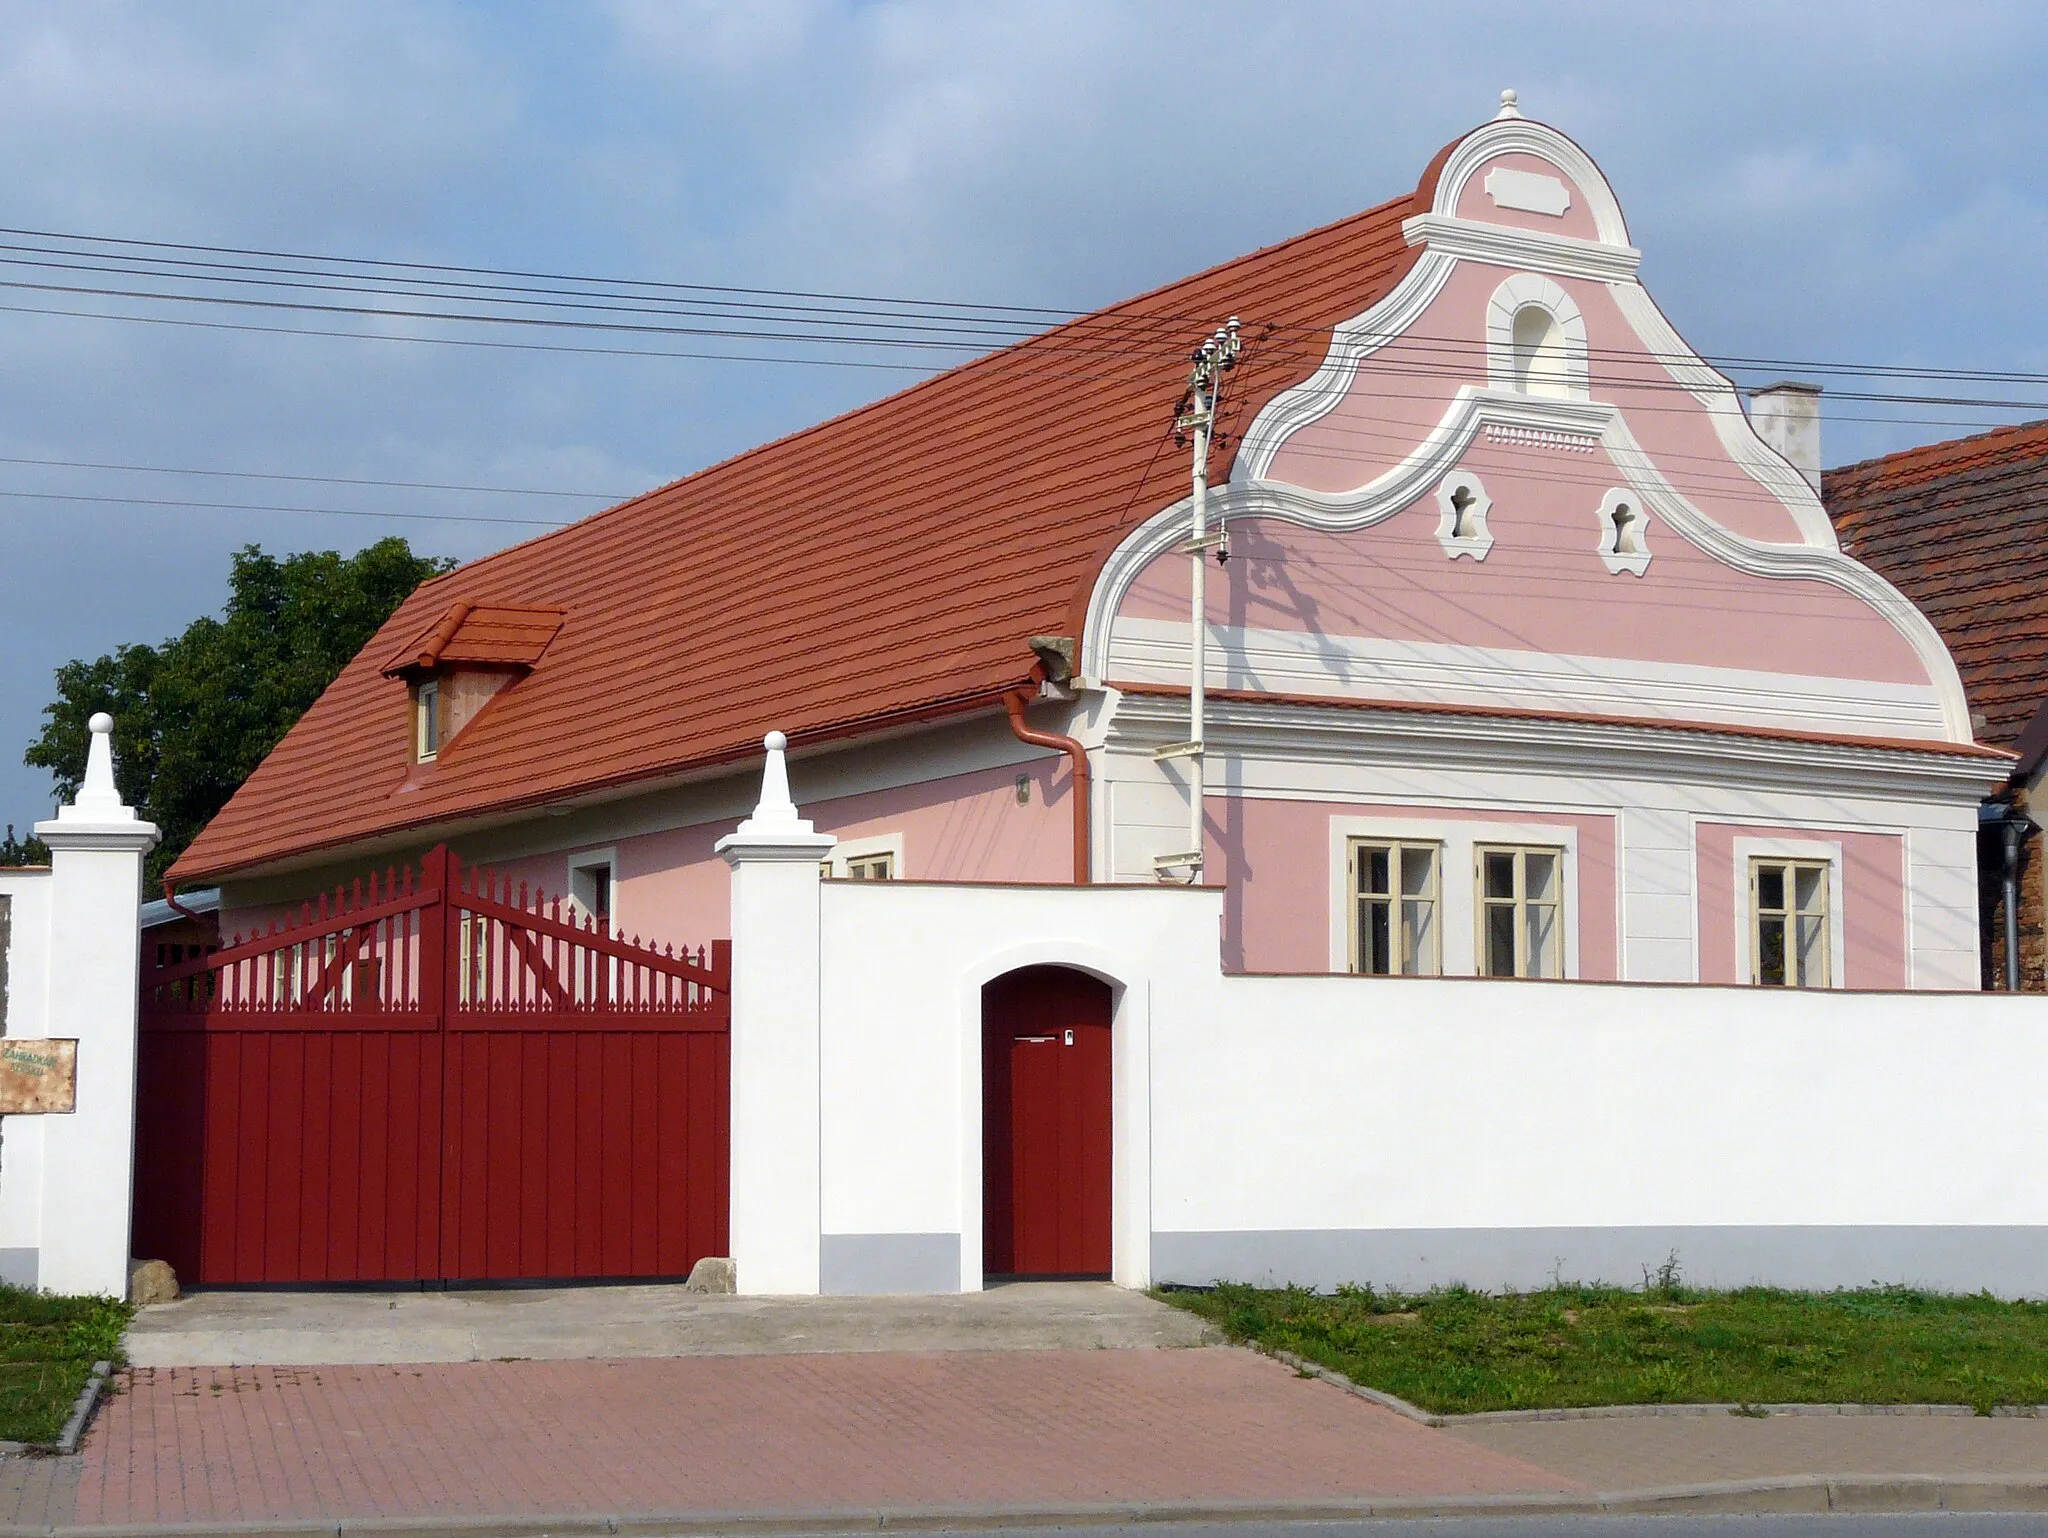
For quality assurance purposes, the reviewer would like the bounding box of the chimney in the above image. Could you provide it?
[1749,381,1822,493]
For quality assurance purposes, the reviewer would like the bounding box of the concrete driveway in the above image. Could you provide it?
[123,1279,1216,1366]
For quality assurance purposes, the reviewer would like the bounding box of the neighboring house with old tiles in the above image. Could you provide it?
[168,95,2008,993]
[1825,420,2048,991]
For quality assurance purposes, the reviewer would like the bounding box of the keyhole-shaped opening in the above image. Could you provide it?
[1609,503,1641,556]
[1450,485,1477,539]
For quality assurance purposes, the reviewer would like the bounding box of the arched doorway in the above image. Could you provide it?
[982,966,1112,1278]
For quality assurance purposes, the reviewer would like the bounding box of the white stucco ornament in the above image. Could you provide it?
[38,711,155,838]
[716,729,835,861]
[1496,87,1521,120]
[739,730,809,834]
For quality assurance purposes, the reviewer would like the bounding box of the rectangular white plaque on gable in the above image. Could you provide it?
[1484,167,1572,218]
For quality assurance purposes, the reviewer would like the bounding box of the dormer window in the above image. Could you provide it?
[384,600,567,765]
[416,680,441,761]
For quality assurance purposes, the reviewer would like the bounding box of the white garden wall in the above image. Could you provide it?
[0,717,157,1297]
[0,867,53,1288]
[725,813,2048,1297]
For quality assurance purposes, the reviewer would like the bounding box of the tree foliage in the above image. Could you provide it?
[24,538,452,882]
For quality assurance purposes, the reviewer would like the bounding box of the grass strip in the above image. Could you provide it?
[1159,1280,2048,1415]
[0,1285,131,1443]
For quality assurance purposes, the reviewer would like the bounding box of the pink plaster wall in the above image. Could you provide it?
[1211,796,1618,978]
[477,756,1074,947]
[1452,151,1603,241]
[1260,244,1813,548]
[1694,821,1907,990]
[1121,494,1927,687]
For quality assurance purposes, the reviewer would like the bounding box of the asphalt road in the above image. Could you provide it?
[790,1520,2048,1538]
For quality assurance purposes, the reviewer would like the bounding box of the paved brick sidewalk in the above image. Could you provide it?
[16,1349,1576,1529]
[1453,1412,2048,1490]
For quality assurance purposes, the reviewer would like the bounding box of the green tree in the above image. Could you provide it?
[0,825,49,867]
[24,538,453,883]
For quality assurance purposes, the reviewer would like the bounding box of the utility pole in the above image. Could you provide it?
[1154,317,1240,880]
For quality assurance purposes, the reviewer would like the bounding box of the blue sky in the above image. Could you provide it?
[3,1,2046,829]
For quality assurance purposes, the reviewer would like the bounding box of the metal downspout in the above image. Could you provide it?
[1004,690,1091,885]
[2003,814,2026,992]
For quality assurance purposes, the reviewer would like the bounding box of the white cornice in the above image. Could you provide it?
[1081,385,1973,744]
[1595,410,1973,742]
[1234,248,1459,481]
[1401,214,1641,283]
[1427,117,1632,245]
[1605,279,1838,549]
[1104,690,2006,805]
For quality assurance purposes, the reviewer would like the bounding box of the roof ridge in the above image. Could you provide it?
[1826,416,2048,482]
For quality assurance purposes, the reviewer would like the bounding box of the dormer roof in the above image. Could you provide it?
[382,603,567,680]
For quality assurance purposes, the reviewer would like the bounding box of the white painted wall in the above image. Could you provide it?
[738,867,2048,1296]
[0,718,158,1297]
[0,869,53,1286]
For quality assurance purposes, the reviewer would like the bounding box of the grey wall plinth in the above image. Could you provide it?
[1152,1226,2048,1298]
[820,1233,960,1294]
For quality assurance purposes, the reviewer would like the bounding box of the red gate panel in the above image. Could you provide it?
[134,847,729,1286]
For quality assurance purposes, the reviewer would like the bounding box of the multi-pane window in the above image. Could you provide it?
[1349,839,1441,976]
[843,851,895,881]
[1752,858,1829,987]
[1477,845,1563,978]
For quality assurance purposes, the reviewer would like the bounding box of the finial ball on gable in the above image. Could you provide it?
[1496,88,1521,120]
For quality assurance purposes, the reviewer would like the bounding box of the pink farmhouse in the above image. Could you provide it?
[124,95,2033,1297]
[173,93,2000,993]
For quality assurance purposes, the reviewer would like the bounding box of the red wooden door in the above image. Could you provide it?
[982,967,1112,1277]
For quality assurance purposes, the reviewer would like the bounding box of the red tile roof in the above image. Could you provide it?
[169,163,1437,882]
[1824,419,2048,762]
[383,603,567,677]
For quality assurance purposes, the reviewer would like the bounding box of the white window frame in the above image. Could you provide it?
[1483,272,1591,400]
[1346,837,1445,976]
[1732,836,1845,990]
[567,847,618,937]
[1433,471,1495,562]
[1594,487,1652,577]
[1474,842,1568,979]
[1328,816,1580,978]
[826,831,905,881]
[415,680,440,762]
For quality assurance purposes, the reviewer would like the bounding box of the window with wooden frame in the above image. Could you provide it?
[569,857,614,933]
[843,850,895,881]
[1476,845,1564,978]
[1751,858,1829,988]
[415,680,441,762]
[1348,839,1441,976]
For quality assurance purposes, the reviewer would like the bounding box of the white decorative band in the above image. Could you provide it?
[1484,423,1599,454]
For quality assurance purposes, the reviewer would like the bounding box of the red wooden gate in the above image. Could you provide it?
[133,846,728,1285]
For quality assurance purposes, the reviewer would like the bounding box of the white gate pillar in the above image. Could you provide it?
[34,713,158,1297]
[717,731,834,1295]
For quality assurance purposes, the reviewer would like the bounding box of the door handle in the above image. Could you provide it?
[1014,1035,1056,1043]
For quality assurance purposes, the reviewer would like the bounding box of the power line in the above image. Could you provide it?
[2,223,2047,392]
[0,454,625,500]
[0,487,563,528]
